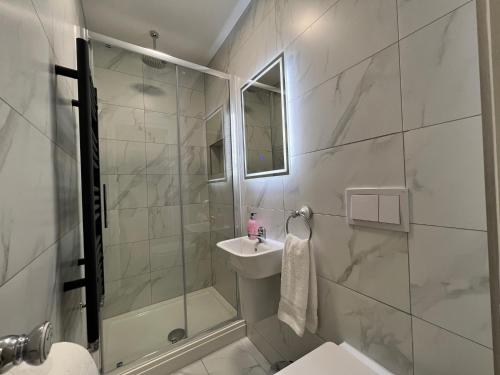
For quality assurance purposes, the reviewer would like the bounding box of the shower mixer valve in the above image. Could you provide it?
[0,322,53,370]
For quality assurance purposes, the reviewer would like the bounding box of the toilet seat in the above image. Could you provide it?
[276,342,392,375]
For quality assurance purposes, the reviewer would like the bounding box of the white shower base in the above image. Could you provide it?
[102,287,237,373]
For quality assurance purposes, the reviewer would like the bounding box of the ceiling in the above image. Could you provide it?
[81,0,250,65]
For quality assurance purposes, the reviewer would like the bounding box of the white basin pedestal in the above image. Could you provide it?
[217,236,284,323]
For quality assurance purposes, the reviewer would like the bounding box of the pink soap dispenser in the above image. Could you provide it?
[247,212,257,240]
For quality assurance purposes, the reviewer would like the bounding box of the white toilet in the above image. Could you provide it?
[277,342,393,375]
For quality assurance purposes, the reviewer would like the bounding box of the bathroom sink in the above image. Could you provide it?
[217,236,284,279]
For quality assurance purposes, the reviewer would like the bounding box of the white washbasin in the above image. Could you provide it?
[217,236,284,279]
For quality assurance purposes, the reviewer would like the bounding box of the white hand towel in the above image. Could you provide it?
[278,234,318,337]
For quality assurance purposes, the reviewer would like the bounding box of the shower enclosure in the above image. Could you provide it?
[90,35,239,373]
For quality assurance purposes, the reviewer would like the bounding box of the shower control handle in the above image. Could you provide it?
[0,322,53,369]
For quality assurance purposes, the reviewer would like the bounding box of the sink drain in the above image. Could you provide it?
[168,328,186,344]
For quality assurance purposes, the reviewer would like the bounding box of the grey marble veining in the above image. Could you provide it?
[150,236,182,271]
[0,0,54,136]
[104,241,150,281]
[228,10,277,82]
[146,143,179,174]
[103,273,152,319]
[98,104,145,142]
[181,146,208,175]
[178,87,205,119]
[180,116,206,147]
[104,208,149,246]
[102,174,148,209]
[318,278,413,375]
[289,44,402,155]
[397,0,470,39]
[409,224,491,347]
[151,266,184,303]
[285,0,398,98]
[310,214,410,312]
[245,207,285,241]
[400,2,481,130]
[182,174,209,204]
[0,101,60,285]
[228,0,276,59]
[404,116,486,230]
[284,133,405,216]
[412,317,493,375]
[147,174,180,206]
[244,176,284,210]
[145,110,178,144]
[276,0,339,50]
[100,139,147,175]
[149,205,182,239]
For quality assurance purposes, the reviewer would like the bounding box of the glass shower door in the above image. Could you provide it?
[94,40,188,371]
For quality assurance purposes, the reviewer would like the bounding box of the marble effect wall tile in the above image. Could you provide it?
[285,0,398,98]
[0,0,53,136]
[146,143,179,174]
[149,205,182,239]
[143,61,177,85]
[289,44,402,155]
[94,68,144,109]
[309,214,410,312]
[397,0,470,39]
[404,116,486,230]
[276,0,339,49]
[105,208,149,246]
[145,111,178,144]
[0,101,59,285]
[180,116,206,147]
[181,146,208,175]
[100,139,147,175]
[182,174,209,204]
[151,266,184,303]
[93,42,143,77]
[284,133,405,216]
[178,88,205,119]
[400,2,481,130]
[104,241,150,281]
[409,224,491,347]
[143,79,177,114]
[317,278,413,375]
[178,66,205,92]
[98,104,145,142]
[150,236,181,271]
[412,317,494,375]
[102,174,148,210]
[147,174,180,206]
[103,273,152,319]
[228,9,278,82]
[243,176,284,210]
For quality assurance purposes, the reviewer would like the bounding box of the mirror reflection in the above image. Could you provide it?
[241,56,287,178]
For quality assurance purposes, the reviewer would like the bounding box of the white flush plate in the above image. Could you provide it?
[345,188,409,232]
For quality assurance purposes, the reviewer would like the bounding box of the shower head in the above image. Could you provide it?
[143,30,167,69]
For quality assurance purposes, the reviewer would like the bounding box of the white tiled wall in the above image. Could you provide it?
[0,0,86,345]
[210,0,493,374]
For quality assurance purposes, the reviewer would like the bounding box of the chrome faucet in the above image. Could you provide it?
[249,226,266,243]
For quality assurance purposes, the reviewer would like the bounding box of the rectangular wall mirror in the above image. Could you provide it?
[206,106,226,181]
[241,55,288,178]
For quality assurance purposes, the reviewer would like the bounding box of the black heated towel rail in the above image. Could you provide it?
[56,38,104,351]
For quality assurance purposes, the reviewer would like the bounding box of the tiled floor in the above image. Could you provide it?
[171,338,272,375]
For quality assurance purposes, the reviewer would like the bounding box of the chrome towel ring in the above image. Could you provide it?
[285,206,313,240]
